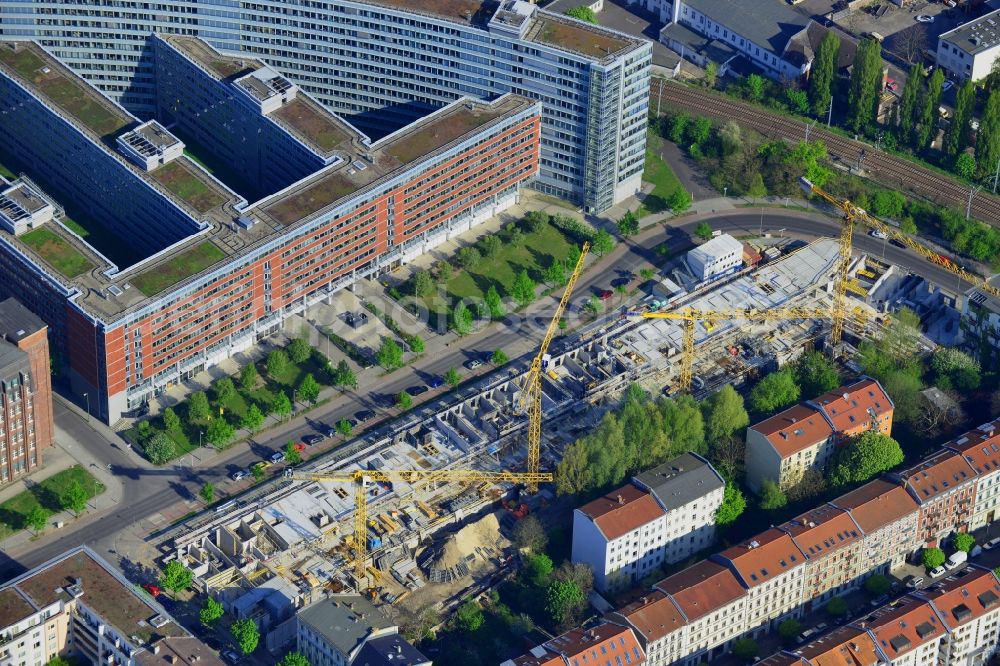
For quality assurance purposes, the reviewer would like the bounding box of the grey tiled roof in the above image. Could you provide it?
[633,452,724,510]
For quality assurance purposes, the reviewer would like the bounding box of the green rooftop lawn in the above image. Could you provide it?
[0,160,15,181]
[274,99,350,153]
[0,465,105,538]
[20,227,94,279]
[386,110,498,164]
[151,160,226,213]
[131,240,225,296]
[531,16,629,59]
[264,173,357,225]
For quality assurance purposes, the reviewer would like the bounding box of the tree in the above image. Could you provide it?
[277,652,310,666]
[786,88,809,115]
[188,391,211,423]
[955,152,977,180]
[287,337,310,364]
[159,560,193,597]
[749,368,800,414]
[27,505,49,532]
[617,210,639,237]
[704,61,718,88]
[554,561,594,598]
[732,638,758,661]
[511,269,537,307]
[695,222,713,240]
[266,349,290,378]
[917,68,945,149]
[451,301,474,335]
[206,417,235,447]
[251,464,266,481]
[703,385,749,444]
[485,284,506,318]
[522,210,549,233]
[476,235,500,261]
[376,338,404,370]
[412,269,434,297]
[231,618,260,655]
[525,553,554,587]
[978,89,1000,180]
[810,30,840,116]
[898,63,924,147]
[759,480,787,510]
[543,260,566,286]
[954,533,976,553]
[336,418,353,438]
[512,515,548,552]
[198,482,215,504]
[946,79,976,155]
[297,373,320,403]
[828,431,904,487]
[491,349,509,365]
[865,574,891,596]
[272,390,292,419]
[715,483,746,526]
[453,598,485,633]
[826,596,849,618]
[545,579,585,626]
[162,407,181,432]
[687,116,712,146]
[240,363,259,391]
[214,378,236,405]
[787,469,829,503]
[456,246,482,269]
[63,480,88,517]
[923,547,946,570]
[436,260,454,283]
[794,351,840,398]
[564,5,597,23]
[555,439,591,496]
[846,38,883,134]
[241,403,265,432]
[778,619,803,644]
[871,190,906,220]
[200,597,224,625]
[745,74,765,103]
[144,433,176,465]
[667,188,692,213]
[444,367,461,388]
[592,229,615,255]
[333,360,357,389]
[747,172,767,202]
[640,267,655,281]
[284,440,302,464]
[396,391,413,410]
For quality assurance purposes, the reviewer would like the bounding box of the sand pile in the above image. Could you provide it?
[421,512,505,583]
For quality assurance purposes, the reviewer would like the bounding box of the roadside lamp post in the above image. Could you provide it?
[82,392,90,422]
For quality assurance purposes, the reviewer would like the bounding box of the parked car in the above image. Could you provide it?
[985,537,1000,550]
[464,358,484,370]
[230,470,248,482]
[870,229,887,239]
[318,425,337,438]
[142,584,162,597]
[905,575,924,589]
[406,385,428,397]
[355,409,376,423]
[869,594,890,608]
[930,565,947,578]
[885,78,899,92]
[427,376,444,389]
[890,238,907,248]
[946,550,968,570]
[303,434,324,446]
[221,650,241,665]
[269,451,285,463]
[915,14,934,22]
[943,80,955,92]
[599,289,614,301]
[250,461,270,473]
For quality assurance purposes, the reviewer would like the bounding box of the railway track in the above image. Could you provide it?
[649,79,1000,225]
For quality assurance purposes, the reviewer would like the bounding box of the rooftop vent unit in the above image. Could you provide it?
[65,584,84,598]
[149,615,170,628]
[108,285,124,297]
[235,215,257,231]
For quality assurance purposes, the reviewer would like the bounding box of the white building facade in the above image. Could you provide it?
[686,233,744,282]
[937,10,1000,83]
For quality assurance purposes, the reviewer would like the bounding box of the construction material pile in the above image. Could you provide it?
[419,512,506,584]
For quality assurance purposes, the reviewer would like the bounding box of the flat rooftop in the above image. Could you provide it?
[526,12,636,59]
[940,8,1000,55]
[361,0,496,26]
[149,158,232,215]
[272,97,358,157]
[163,35,259,79]
[0,587,36,629]
[0,42,131,140]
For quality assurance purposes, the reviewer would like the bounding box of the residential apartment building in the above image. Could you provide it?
[296,596,428,666]
[0,38,542,424]
[0,546,219,666]
[608,591,687,666]
[865,596,946,666]
[831,479,921,572]
[778,504,866,606]
[712,529,807,636]
[653,561,748,665]
[891,449,979,546]
[502,622,646,666]
[572,453,724,593]
[0,0,651,213]
[946,418,1000,530]
[937,9,1000,82]
[745,379,893,492]
[792,626,880,666]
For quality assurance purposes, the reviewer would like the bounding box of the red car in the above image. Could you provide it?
[143,584,162,597]
[599,289,613,301]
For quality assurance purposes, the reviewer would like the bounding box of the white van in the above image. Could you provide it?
[946,550,968,570]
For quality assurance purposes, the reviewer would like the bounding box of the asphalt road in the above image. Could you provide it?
[0,208,976,580]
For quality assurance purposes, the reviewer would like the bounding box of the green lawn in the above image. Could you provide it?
[151,160,226,213]
[640,134,683,215]
[413,222,575,315]
[131,241,225,296]
[0,159,15,180]
[20,227,94,279]
[0,466,105,537]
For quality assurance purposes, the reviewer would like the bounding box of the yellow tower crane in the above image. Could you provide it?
[799,177,1000,343]
[520,242,589,491]
[284,468,552,580]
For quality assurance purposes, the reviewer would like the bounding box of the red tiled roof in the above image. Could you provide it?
[655,560,746,621]
[544,622,646,665]
[780,505,863,559]
[509,651,563,666]
[798,626,878,666]
[947,419,1000,476]
[923,566,1000,630]
[577,484,665,541]
[866,597,945,660]
[750,404,833,458]
[808,379,893,433]
[613,590,686,643]
[714,528,806,588]
[830,479,919,534]
[896,449,978,505]
[756,655,804,666]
